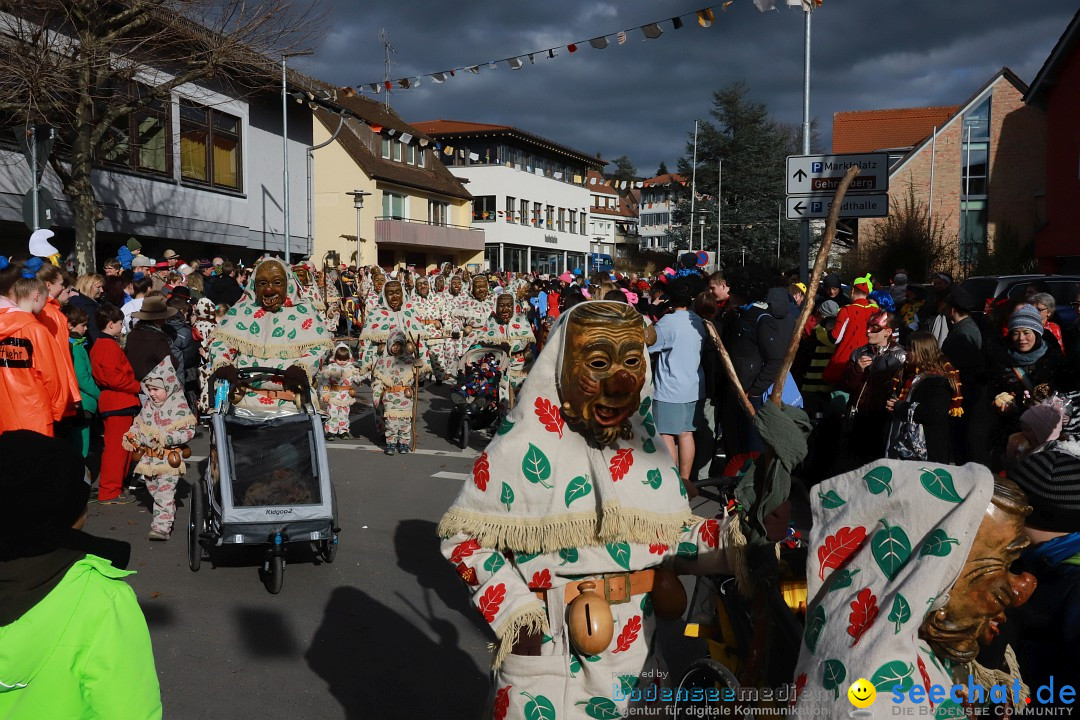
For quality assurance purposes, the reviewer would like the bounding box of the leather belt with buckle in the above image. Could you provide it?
[532,569,656,605]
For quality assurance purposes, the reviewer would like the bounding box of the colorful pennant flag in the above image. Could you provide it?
[399,132,413,144]
[432,72,447,83]
[616,31,627,45]
[369,123,383,133]
[567,43,578,53]
[671,17,684,29]
[642,23,663,39]
[698,9,715,26]
[589,36,608,49]
[508,57,523,69]
[443,146,453,156]
[469,152,479,162]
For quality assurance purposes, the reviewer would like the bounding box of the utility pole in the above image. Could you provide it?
[282,50,313,264]
[379,29,395,110]
[689,120,698,253]
[799,7,812,283]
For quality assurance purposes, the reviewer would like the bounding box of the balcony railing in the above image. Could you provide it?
[375,217,485,252]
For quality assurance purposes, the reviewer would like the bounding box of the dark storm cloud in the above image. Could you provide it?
[294,1,1077,173]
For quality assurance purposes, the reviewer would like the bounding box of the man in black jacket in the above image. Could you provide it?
[941,286,992,465]
[205,260,243,307]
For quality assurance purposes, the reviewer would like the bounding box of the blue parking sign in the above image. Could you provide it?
[812,161,822,172]
[811,201,823,213]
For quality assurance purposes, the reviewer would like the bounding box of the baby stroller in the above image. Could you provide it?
[188,366,339,594]
[447,347,509,450]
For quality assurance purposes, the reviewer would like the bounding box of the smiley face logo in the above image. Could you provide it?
[847,678,876,708]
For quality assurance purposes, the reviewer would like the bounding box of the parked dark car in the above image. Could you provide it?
[959,274,1080,325]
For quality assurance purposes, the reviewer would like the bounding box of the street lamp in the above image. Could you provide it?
[346,189,372,269]
[282,50,314,265]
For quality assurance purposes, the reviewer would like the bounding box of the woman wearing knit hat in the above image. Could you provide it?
[989,304,1064,469]
[1006,448,1080,700]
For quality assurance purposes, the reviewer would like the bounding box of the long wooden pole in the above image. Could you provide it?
[769,165,861,408]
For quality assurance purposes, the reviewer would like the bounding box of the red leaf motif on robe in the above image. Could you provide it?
[253,308,266,319]
[612,615,642,653]
[649,543,669,555]
[494,686,512,720]
[699,519,720,549]
[530,569,552,590]
[792,673,807,706]
[302,318,312,329]
[450,538,481,564]
[847,587,878,647]
[456,563,478,586]
[917,656,935,709]
[478,583,506,622]
[817,526,867,580]
[609,448,634,482]
[533,397,564,438]
[473,452,490,491]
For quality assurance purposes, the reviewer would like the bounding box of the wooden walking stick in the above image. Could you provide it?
[410,334,421,451]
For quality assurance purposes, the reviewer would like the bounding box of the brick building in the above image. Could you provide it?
[1025,9,1080,273]
[833,68,1046,274]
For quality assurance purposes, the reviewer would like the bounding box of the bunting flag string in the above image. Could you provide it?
[347,2,784,98]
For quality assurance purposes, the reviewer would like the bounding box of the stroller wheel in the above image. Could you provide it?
[459,418,470,450]
[187,480,205,572]
[263,555,284,594]
[319,535,338,564]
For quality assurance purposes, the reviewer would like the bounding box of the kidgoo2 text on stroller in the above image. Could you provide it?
[189,366,339,593]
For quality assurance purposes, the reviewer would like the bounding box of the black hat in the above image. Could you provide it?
[947,285,980,313]
[1010,449,1080,532]
[823,273,841,289]
[169,285,191,301]
[678,252,698,270]
[0,431,90,560]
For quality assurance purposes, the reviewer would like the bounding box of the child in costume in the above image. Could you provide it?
[316,343,364,440]
[122,357,196,540]
[372,331,420,455]
[62,304,100,458]
[190,298,217,417]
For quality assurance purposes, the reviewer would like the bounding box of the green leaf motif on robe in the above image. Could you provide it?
[558,548,578,565]
[288,328,297,340]
[863,466,893,495]
[272,326,286,338]
[818,490,846,509]
[497,417,515,436]
[606,541,631,571]
[804,604,826,653]
[482,553,504,574]
[641,438,656,454]
[919,529,960,557]
[638,396,651,417]
[575,697,620,719]
[675,542,697,561]
[870,660,914,693]
[822,659,847,700]
[521,692,556,720]
[514,550,539,564]
[643,469,662,490]
[522,444,553,489]
[234,322,247,331]
[640,593,654,618]
[564,475,592,507]
[500,482,514,511]
[872,521,912,580]
[827,568,859,592]
[889,594,911,633]
[920,467,963,503]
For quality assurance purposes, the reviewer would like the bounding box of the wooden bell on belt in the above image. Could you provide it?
[181,445,192,459]
[567,581,614,656]
[130,448,145,462]
[167,450,182,468]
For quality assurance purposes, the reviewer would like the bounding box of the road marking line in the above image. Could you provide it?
[326,443,479,458]
[431,471,471,481]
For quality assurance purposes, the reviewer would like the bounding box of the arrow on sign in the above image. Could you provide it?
[792,168,807,182]
[792,201,806,216]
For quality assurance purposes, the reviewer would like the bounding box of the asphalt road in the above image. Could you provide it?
[83,384,718,720]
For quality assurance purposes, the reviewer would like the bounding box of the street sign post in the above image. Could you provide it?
[13,125,56,231]
[786,194,888,220]
[786,153,889,195]
[22,188,57,230]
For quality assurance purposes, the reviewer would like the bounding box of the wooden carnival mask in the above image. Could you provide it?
[293,265,311,286]
[449,276,462,296]
[919,479,1036,664]
[495,294,514,324]
[384,281,404,311]
[559,303,646,448]
[254,261,288,313]
[472,276,490,302]
[373,274,386,294]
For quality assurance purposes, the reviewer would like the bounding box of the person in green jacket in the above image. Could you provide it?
[0,430,161,719]
[62,304,100,458]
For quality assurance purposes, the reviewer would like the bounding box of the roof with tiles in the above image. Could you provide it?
[832,106,960,153]
[642,173,686,187]
[410,119,606,167]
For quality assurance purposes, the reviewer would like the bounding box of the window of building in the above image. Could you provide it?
[485,245,500,272]
[545,205,554,230]
[428,200,448,226]
[960,199,987,268]
[417,149,425,167]
[179,102,241,190]
[392,141,402,162]
[504,245,527,272]
[569,210,577,234]
[382,137,391,159]
[473,195,497,222]
[505,196,516,223]
[580,213,587,235]
[557,208,565,232]
[103,86,170,176]
[960,94,991,266]
[382,191,407,219]
[533,202,542,227]
[519,199,529,225]
[406,144,416,165]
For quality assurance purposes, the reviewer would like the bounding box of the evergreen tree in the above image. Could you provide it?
[605,155,638,184]
[669,82,805,267]
[656,161,669,176]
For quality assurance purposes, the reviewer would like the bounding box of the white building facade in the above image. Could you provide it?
[410,121,605,274]
[638,173,684,253]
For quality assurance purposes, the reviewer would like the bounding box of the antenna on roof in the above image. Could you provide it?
[379,28,396,110]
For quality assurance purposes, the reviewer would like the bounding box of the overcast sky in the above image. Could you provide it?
[293,1,1077,175]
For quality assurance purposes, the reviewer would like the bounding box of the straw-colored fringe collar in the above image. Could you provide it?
[492,603,548,670]
[212,330,331,362]
[723,515,754,599]
[134,459,187,477]
[960,644,1029,711]
[438,505,699,555]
